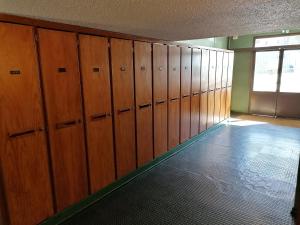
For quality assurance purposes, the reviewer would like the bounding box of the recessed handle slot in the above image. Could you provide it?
[139,103,151,109]
[91,113,110,121]
[118,107,131,114]
[8,129,36,138]
[55,119,79,129]
[182,95,190,98]
[170,97,179,101]
[10,70,21,75]
[185,66,188,70]
[192,92,199,96]
[155,100,166,105]
[58,67,66,73]
[141,66,146,71]
[93,67,100,73]
[120,66,126,71]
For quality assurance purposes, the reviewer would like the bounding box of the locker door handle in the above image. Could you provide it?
[201,91,208,94]
[172,67,176,71]
[138,103,152,109]
[182,95,190,98]
[55,119,80,129]
[192,92,199,96]
[8,129,36,138]
[90,113,111,121]
[93,67,100,73]
[118,107,131,114]
[141,66,146,71]
[170,97,179,101]
[185,66,188,70]
[155,100,166,105]
[10,70,21,75]
[58,67,67,73]
[120,66,126,71]
[158,66,163,71]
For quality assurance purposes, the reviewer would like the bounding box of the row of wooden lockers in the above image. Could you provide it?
[0,22,233,225]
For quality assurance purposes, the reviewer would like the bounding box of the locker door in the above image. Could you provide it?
[222,52,229,88]
[227,52,234,87]
[190,48,201,137]
[168,45,180,149]
[38,29,88,211]
[201,49,209,92]
[134,41,153,167]
[153,44,168,157]
[180,47,191,143]
[199,92,208,132]
[226,87,232,118]
[79,35,115,193]
[168,46,180,99]
[0,23,53,225]
[215,51,223,89]
[213,89,221,124]
[207,91,215,128]
[168,98,180,149]
[110,38,136,178]
[220,88,227,121]
[209,50,216,91]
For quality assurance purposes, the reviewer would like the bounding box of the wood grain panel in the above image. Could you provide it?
[153,43,168,157]
[201,49,209,92]
[213,89,221,124]
[0,23,53,225]
[220,88,227,121]
[215,51,223,89]
[110,38,136,178]
[222,52,229,88]
[227,52,234,87]
[192,48,201,93]
[226,87,232,118]
[168,46,180,99]
[200,92,208,133]
[208,50,216,91]
[79,35,115,193]
[180,96,191,143]
[134,41,153,167]
[168,98,180,149]
[181,47,192,96]
[207,91,215,128]
[190,94,200,137]
[38,28,88,211]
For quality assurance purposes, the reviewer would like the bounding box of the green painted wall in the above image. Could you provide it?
[229,30,300,113]
[177,37,228,49]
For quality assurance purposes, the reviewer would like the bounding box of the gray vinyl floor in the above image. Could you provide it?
[63,119,300,225]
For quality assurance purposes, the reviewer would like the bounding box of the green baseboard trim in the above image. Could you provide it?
[40,122,225,225]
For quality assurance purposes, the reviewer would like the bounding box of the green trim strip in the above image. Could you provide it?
[41,122,225,225]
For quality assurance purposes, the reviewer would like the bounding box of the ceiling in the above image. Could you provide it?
[0,0,300,40]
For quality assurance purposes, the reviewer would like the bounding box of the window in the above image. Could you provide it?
[255,35,300,47]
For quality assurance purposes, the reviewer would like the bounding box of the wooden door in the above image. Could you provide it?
[38,29,88,211]
[134,41,153,167]
[222,52,229,88]
[213,89,221,124]
[0,23,53,225]
[220,88,227,121]
[190,93,200,137]
[207,91,215,128]
[227,52,234,87]
[168,46,180,99]
[199,92,208,132]
[110,38,136,178]
[168,98,180,149]
[153,44,168,157]
[209,50,216,91]
[201,49,209,92]
[215,51,223,89]
[226,87,232,118]
[180,96,191,143]
[79,35,115,193]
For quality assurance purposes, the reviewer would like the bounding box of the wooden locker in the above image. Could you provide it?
[215,51,223,89]
[153,43,168,157]
[168,45,180,149]
[168,45,180,99]
[180,96,191,143]
[134,41,153,167]
[213,89,221,124]
[79,35,115,193]
[38,29,88,211]
[190,48,201,137]
[201,49,209,92]
[110,38,136,178]
[168,98,180,149]
[207,91,215,128]
[220,88,227,121]
[226,87,232,118]
[227,52,234,87]
[222,52,229,88]
[208,50,216,91]
[0,23,53,225]
[199,92,208,133]
[191,93,200,137]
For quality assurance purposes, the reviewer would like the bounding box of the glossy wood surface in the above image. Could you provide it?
[207,91,215,128]
[201,49,209,92]
[227,52,234,87]
[180,96,191,143]
[226,87,232,118]
[222,52,229,88]
[200,92,208,133]
[168,98,180,149]
[181,47,192,96]
[215,51,223,89]
[208,50,216,91]
[192,48,201,93]
[220,88,227,121]
[214,89,221,124]
[190,94,200,137]
[168,46,180,99]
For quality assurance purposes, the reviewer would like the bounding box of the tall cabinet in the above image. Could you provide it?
[200,49,209,133]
